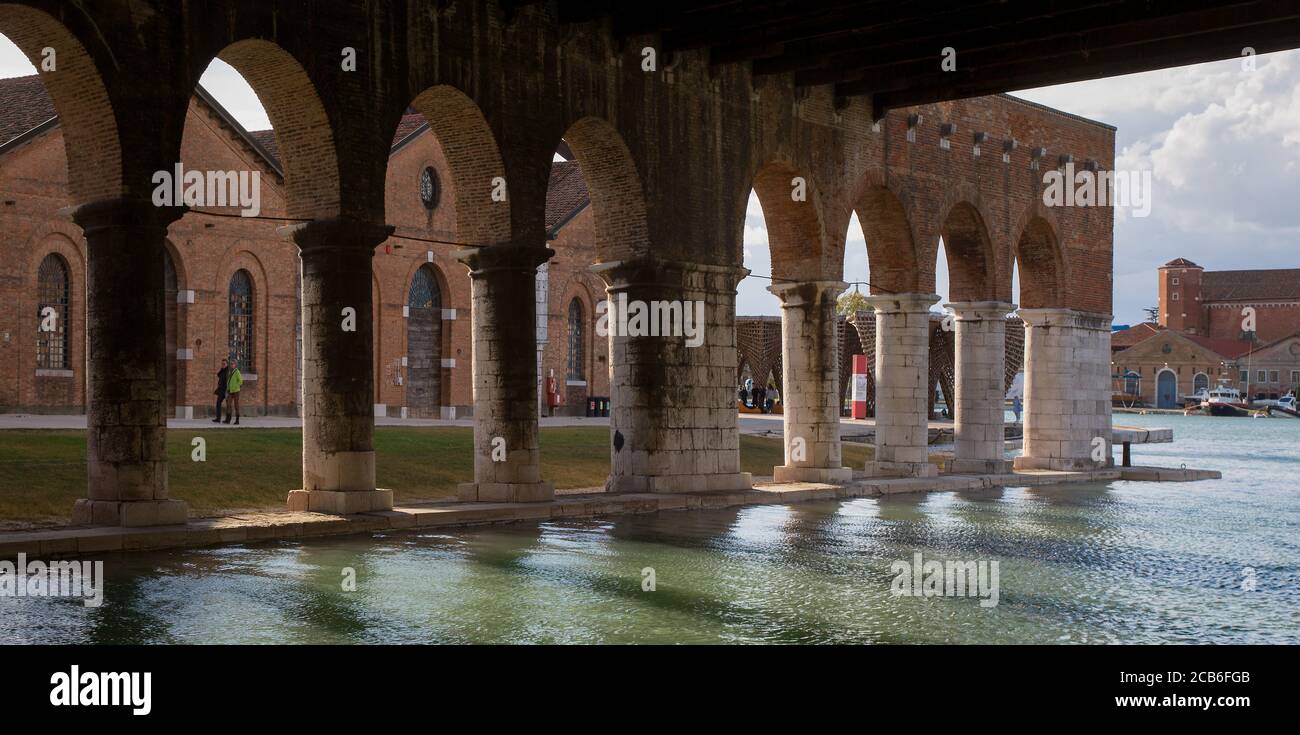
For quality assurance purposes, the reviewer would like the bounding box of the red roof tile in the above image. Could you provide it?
[1202,269,1300,302]
[0,75,56,146]
[1181,332,1255,359]
[545,160,590,232]
[1110,322,1157,347]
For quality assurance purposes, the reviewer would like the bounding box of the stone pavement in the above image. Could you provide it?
[0,463,1219,560]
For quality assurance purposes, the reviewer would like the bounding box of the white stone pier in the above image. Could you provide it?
[863,292,941,478]
[769,280,853,483]
[1014,308,1113,471]
[946,301,1015,473]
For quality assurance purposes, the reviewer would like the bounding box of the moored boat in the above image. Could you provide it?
[1201,381,1250,417]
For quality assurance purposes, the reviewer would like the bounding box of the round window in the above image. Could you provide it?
[419,166,440,210]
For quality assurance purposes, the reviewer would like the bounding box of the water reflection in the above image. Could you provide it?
[3,414,1298,644]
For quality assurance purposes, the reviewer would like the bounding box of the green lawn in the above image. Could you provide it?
[0,426,874,526]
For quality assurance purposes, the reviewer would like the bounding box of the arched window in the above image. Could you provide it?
[1193,372,1209,396]
[228,270,255,373]
[567,298,585,381]
[36,254,70,370]
[408,265,439,310]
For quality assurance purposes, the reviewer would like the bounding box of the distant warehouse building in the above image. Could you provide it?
[1110,258,1300,407]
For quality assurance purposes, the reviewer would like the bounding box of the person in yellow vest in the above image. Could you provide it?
[224,357,243,425]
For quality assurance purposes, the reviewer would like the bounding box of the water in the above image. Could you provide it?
[2,413,1297,644]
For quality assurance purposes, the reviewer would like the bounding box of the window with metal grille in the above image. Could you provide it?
[567,298,585,381]
[228,270,255,372]
[36,253,70,370]
[408,265,439,310]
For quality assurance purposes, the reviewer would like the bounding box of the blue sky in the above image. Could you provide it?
[4,36,1298,327]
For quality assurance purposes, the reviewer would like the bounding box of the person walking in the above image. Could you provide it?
[212,358,230,423]
[225,358,243,425]
[1012,395,1022,423]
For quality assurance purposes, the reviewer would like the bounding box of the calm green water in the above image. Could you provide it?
[2,413,1297,644]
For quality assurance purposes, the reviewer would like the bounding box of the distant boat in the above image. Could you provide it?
[1201,381,1249,417]
[1266,394,1300,418]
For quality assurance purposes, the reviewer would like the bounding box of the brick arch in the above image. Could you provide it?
[1013,214,1066,309]
[23,222,86,275]
[206,39,339,220]
[557,116,650,263]
[937,200,996,302]
[162,238,188,290]
[406,85,510,246]
[749,161,827,281]
[0,6,120,202]
[851,177,920,295]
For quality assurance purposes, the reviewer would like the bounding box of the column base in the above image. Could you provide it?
[772,466,853,484]
[606,472,754,494]
[72,499,189,527]
[864,461,938,478]
[1013,456,1110,471]
[946,458,1014,474]
[286,488,393,514]
[457,482,554,503]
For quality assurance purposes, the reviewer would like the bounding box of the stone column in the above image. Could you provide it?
[1013,308,1113,471]
[70,198,189,527]
[284,218,395,514]
[456,243,555,502]
[945,301,1015,474]
[769,280,852,483]
[591,257,753,493]
[863,292,941,478]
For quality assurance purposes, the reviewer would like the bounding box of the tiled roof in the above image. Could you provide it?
[1160,257,1201,268]
[1115,326,1254,360]
[1110,322,1158,348]
[0,75,56,146]
[1181,332,1255,359]
[1202,269,1300,302]
[545,160,590,232]
[246,129,278,161]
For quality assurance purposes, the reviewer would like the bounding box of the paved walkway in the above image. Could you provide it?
[0,411,985,435]
[0,464,1224,559]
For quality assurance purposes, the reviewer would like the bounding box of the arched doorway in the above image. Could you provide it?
[406,265,442,418]
[1193,372,1209,398]
[1157,369,1178,408]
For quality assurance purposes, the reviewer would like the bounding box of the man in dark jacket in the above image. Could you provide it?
[213,358,229,423]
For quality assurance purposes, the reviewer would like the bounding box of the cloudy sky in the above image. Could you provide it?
[3,35,1297,327]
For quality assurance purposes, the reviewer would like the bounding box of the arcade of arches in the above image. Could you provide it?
[0,2,1116,526]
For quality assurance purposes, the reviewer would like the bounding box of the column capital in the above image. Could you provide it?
[591,256,749,293]
[278,217,394,253]
[67,197,187,234]
[862,291,941,314]
[944,301,1016,321]
[767,279,848,306]
[1017,307,1113,331]
[456,242,554,275]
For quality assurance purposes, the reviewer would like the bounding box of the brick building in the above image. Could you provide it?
[0,75,608,418]
[1110,257,1300,405]
[1158,258,1300,343]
